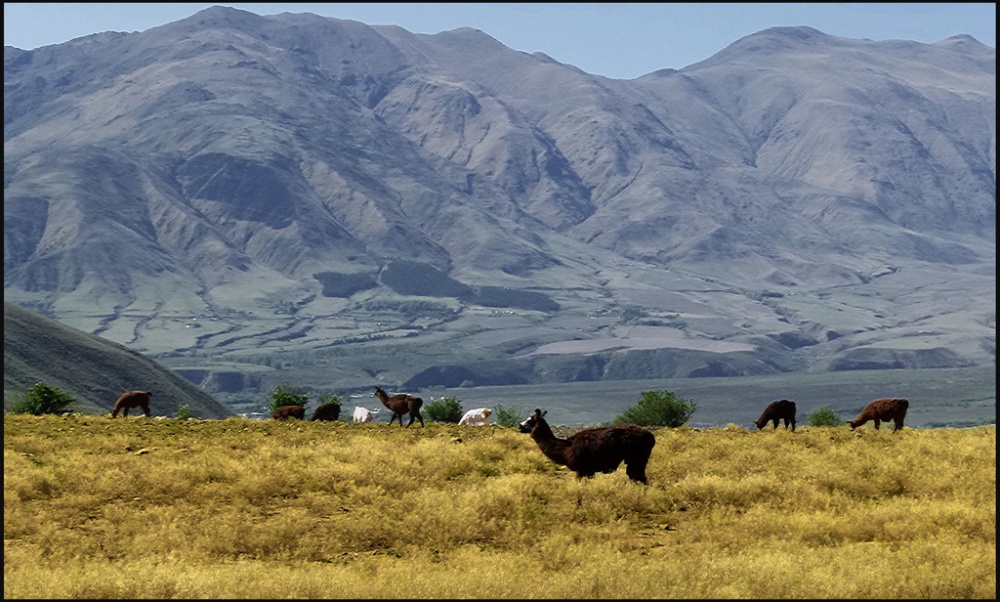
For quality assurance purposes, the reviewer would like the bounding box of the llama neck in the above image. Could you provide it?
[375,390,392,410]
[531,420,571,465]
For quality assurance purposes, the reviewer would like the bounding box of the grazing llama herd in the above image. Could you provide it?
[107,386,911,485]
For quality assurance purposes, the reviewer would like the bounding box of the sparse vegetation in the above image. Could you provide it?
[614,389,698,427]
[806,404,843,426]
[424,396,464,423]
[175,404,191,419]
[9,382,75,416]
[618,304,648,323]
[3,415,994,599]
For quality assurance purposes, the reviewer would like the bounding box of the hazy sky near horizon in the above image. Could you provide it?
[4,3,996,79]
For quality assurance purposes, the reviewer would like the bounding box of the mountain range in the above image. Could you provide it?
[4,6,995,399]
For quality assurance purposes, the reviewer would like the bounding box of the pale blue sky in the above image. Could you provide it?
[4,3,996,79]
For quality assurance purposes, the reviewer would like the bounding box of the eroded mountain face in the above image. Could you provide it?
[4,8,995,390]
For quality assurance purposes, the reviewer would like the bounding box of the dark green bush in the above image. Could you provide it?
[493,403,525,428]
[424,396,464,423]
[10,382,76,415]
[614,389,697,427]
[316,393,341,407]
[269,384,308,414]
[806,404,843,427]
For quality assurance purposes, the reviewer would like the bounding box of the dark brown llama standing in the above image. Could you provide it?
[753,399,796,432]
[272,405,305,421]
[518,409,656,484]
[373,387,424,427]
[111,390,152,418]
[309,402,341,422]
[848,398,909,432]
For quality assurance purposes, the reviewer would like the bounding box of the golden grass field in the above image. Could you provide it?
[3,414,995,599]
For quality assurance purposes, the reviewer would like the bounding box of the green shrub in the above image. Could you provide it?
[493,403,525,428]
[615,389,697,427]
[176,404,192,419]
[425,396,464,423]
[10,382,76,415]
[269,384,308,414]
[317,393,341,407]
[806,404,843,427]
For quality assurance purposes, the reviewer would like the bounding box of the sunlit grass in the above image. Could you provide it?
[4,414,995,598]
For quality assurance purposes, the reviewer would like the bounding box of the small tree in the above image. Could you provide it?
[806,404,843,427]
[493,403,525,428]
[176,404,192,419]
[269,384,308,414]
[615,389,697,427]
[10,382,76,415]
[425,396,463,423]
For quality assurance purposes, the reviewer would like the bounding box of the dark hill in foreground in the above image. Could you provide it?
[3,302,232,419]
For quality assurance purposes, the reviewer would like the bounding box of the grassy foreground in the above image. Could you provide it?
[3,414,995,599]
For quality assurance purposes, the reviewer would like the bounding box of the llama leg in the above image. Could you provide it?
[143,404,150,417]
[414,410,424,427]
[406,413,415,427]
[893,417,904,431]
[873,419,880,430]
[625,458,649,484]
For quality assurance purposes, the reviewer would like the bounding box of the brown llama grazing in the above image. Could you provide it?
[272,405,305,421]
[374,387,424,427]
[518,409,656,484]
[111,390,152,418]
[753,399,796,432]
[848,397,909,432]
[309,402,341,422]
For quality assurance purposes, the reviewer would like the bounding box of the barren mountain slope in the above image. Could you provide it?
[4,7,995,395]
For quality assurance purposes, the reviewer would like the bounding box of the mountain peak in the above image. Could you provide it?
[933,34,992,51]
[695,25,835,66]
